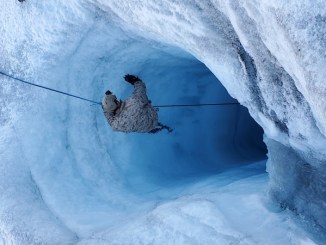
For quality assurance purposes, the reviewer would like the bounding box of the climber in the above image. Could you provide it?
[102,74,173,134]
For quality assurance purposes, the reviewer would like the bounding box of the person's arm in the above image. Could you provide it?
[124,74,149,103]
[132,80,147,99]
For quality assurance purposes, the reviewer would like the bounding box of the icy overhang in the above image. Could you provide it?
[94,0,326,231]
[0,0,325,243]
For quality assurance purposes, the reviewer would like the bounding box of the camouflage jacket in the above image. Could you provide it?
[103,81,158,133]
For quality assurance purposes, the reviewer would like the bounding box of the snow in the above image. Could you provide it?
[78,162,319,245]
[0,0,325,244]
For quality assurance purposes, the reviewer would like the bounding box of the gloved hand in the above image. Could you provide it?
[124,74,141,85]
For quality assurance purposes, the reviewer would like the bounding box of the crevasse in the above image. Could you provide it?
[0,0,325,244]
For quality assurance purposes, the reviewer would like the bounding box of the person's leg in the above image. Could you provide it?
[148,128,163,134]
[148,123,173,134]
[157,122,173,133]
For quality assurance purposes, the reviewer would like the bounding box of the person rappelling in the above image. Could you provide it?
[101,74,173,134]
[0,71,239,133]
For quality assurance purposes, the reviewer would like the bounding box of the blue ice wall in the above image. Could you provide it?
[0,3,268,242]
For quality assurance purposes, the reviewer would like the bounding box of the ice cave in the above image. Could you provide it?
[0,0,325,244]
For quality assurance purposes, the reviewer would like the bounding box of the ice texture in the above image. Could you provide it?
[0,0,325,244]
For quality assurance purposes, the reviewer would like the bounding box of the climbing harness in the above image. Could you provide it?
[0,70,240,108]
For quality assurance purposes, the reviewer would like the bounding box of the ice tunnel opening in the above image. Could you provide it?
[72,21,269,192]
[13,18,269,234]
[0,3,281,241]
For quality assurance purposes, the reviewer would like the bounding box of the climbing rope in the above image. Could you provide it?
[0,70,240,108]
[154,102,239,108]
[0,71,101,105]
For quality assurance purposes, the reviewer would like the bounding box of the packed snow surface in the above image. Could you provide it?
[0,0,325,244]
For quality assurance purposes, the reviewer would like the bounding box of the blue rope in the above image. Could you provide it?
[0,70,240,108]
[154,102,239,108]
[0,71,102,105]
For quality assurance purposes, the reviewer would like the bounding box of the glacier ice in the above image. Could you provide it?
[0,0,325,244]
